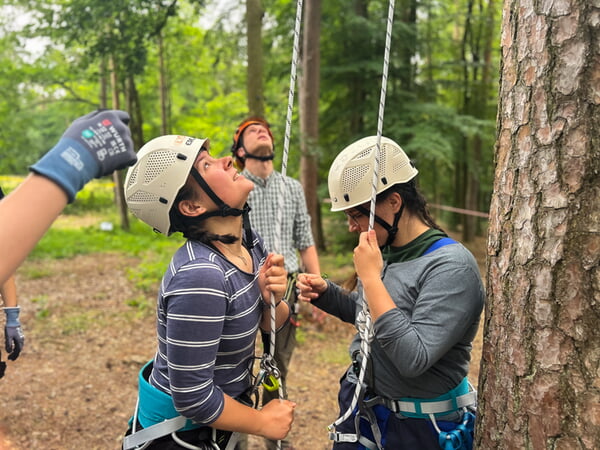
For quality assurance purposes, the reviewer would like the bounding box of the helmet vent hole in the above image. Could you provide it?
[341,164,370,193]
[344,194,350,201]
[144,151,178,184]
[176,153,187,160]
[381,177,388,185]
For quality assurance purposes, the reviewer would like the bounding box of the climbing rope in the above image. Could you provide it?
[328,1,396,447]
[267,0,304,448]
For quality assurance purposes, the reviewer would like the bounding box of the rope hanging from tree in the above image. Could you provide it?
[265,1,304,449]
[327,1,396,447]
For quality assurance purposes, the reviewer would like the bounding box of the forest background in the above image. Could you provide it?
[2,1,599,449]
[0,0,498,245]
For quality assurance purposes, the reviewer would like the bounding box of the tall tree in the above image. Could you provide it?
[477,0,600,447]
[299,0,324,249]
[246,0,265,116]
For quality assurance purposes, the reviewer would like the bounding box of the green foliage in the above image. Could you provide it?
[0,0,500,235]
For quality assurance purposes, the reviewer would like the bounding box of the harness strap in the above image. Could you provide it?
[365,391,477,417]
[328,431,358,443]
[123,416,186,450]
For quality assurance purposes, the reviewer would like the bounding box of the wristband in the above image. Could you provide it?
[263,298,284,309]
[3,307,21,327]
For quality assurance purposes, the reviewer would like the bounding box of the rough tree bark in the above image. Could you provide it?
[299,0,324,250]
[476,0,600,448]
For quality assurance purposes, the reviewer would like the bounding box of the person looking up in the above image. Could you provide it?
[123,134,296,450]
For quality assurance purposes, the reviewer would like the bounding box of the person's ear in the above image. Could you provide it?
[178,198,206,217]
[388,192,403,213]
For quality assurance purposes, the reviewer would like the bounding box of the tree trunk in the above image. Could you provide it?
[476,0,600,448]
[109,54,130,231]
[246,0,264,117]
[348,0,368,135]
[299,0,324,250]
[158,31,170,135]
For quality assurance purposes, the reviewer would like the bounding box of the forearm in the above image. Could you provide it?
[0,174,68,284]
[212,395,266,434]
[312,281,358,323]
[299,245,320,274]
[0,276,18,307]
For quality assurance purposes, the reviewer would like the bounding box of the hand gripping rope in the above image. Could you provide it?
[327,1,396,449]
[265,0,304,449]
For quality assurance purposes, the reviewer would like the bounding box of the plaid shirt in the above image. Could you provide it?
[242,169,314,273]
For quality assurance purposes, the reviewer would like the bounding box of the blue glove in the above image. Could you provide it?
[3,307,24,361]
[30,109,136,202]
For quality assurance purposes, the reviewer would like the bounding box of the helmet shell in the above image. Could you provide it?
[231,117,274,151]
[125,135,208,235]
[328,136,417,212]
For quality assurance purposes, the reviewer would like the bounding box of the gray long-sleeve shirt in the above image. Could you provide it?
[313,242,484,399]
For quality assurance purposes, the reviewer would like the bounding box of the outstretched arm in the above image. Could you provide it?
[0,110,135,285]
[0,175,68,285]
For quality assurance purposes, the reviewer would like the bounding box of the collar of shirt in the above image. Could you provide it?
[241,169,280,188]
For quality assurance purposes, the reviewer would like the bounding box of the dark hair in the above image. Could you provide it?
[168,179,238,244]
[378,179,445,233]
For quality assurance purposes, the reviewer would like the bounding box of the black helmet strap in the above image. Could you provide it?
[189,167,254,247]
[355,202,404,248]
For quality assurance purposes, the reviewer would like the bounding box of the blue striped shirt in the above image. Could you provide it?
[150,233,267,425]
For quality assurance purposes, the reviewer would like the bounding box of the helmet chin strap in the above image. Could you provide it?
[189,167,254,247]
[355,203,404,248]
[242,149,275,162]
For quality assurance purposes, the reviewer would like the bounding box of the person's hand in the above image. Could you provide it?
[30,109,136,202]
[3,307,24,361]
[353,230,383,282]
[296,273,327,302]
[259,253,288,303]
[259,399,296,440]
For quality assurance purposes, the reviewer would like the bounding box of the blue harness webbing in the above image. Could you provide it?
[122,360,202,450]
[136,360,199,431]
[423,237,457,255]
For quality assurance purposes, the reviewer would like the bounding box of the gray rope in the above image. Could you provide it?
[269,1,304,448]
[328,1,395,444]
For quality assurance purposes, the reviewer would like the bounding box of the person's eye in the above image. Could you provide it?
[204,162,210,169]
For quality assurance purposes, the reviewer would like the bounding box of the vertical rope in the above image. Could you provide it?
[328,1,395,446]
[268,1,303,448]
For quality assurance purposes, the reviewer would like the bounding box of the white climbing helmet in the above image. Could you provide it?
[328,136,418,212]
[124,135,208,235]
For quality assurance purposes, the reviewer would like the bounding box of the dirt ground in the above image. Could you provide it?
[0,235,486,450]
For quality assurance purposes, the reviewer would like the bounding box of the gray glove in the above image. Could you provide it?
[4,307,24,361]
[30,109,136,202]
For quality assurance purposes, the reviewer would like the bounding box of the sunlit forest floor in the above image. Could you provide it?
[0,233,486,449]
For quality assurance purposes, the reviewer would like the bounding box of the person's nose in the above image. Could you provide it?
[222,155,233,168]
[347,217,360,233]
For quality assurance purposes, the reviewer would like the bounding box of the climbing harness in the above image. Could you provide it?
[122,359,276,450]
